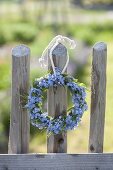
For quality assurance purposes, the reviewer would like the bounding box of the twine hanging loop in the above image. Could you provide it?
[39,35,76,74]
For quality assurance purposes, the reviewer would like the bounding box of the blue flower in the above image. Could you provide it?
[48,80,53,86]
[39,79,48,88]
[30,88,42,95]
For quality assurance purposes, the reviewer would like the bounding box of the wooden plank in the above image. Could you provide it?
[47,43,67,153]
[0,153,113,170]
[89,42,107,153]
[8,45,30,154]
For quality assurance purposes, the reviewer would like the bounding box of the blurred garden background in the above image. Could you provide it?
[0,0,113,153]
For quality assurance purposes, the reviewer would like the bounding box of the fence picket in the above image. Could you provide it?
[89,42,107,153]
[47,43,67,153]
[8,45,30,154]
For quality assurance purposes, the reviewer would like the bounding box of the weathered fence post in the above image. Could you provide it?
[8,45,30,154]
[89,42,107,153]
[47,43,67,153]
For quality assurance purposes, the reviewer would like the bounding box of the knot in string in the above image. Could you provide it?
[39,35,76,74]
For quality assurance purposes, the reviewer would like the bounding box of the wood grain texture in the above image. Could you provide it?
[0,153,113,170]
[47,43,67,153]
[8,45,30,154]
[89,42,107,153]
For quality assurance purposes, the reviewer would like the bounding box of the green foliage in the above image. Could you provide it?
[30,27,54,55]
[75,28,96,45]
[31,68,46,82]
[12,24,38,43]
[0,100,10,136]
[0,99,10,153]
[90,22,113,32]
[0,63,10,90]
[0,31,7,46]
[0,20,113,49]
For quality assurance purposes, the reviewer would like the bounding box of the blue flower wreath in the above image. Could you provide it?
[26,67,88,135]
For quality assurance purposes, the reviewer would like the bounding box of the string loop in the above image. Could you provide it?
[39,35,76,74]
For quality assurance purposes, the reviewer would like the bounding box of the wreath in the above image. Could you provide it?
[26,67,87,135]
[26,35,88,135]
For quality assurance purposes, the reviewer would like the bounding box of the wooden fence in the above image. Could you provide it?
[0,42,112,170]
